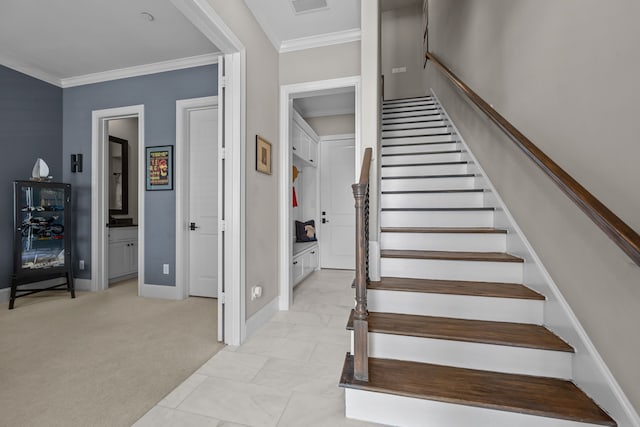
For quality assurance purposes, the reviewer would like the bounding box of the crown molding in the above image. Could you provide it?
[0,54,62,87]
[243,2,282,52]
[60,53,220,88]
[279,28,361,53]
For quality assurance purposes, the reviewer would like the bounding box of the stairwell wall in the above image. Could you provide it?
[424,0,640,415]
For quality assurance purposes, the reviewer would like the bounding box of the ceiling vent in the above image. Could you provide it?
[291,0,329,15]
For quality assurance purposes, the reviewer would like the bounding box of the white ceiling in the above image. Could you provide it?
[293,88,355,118]
[243,0,361,51]
[0,0,219,86]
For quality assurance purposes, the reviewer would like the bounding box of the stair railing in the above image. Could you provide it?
[425,51,640,267]
[352,147,373,381]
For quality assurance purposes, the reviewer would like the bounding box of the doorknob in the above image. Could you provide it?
[322,218,329,224]
[189,222,200,231]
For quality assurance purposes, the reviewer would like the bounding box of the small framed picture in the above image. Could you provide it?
[256,135,272,175]
[146,145,173,191]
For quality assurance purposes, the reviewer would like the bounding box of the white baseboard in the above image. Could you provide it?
[140,283,182,300]
[431,90,640,427]
[369,240,380,281]
[0,287,9,303]
[245,296,279,339]
[74,279,92,292]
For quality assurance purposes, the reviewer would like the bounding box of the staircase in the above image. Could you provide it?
[339,95,617,427]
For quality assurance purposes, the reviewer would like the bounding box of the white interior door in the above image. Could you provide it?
[320,138,356,269]
[188,107,219,297]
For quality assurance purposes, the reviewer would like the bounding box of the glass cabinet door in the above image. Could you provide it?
[18,184,66,271]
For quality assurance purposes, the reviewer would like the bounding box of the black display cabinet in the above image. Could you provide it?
[10,181,74,309]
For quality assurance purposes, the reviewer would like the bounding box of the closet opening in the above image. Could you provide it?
[279,77,362,310]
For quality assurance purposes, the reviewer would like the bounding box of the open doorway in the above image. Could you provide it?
[106,117,139,287]
[279,77,361,310]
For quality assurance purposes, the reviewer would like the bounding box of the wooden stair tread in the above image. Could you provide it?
[382,132,451,140]
[340,355,616,426]
[382,149,462,157]
[346,310,572,352]
[381,249,523,263]
[381,207,494,212]
[382,173,475,180]
[381,227,506,234]
[382,161,467,167]
[381,189,483,194]
[368,277,544,300]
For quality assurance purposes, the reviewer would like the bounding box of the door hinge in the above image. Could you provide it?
[219,220,226,232]
[219,147,226,159]
[220,76,230,88]
[219,292,226,304]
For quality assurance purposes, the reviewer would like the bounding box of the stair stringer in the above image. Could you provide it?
[430,90,640,427]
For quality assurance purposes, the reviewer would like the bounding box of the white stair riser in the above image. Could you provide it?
[383,105,438,114]
[382,163,468,177]
[381,210,493,228]
[383,99,434,108]
[383,109,440,119]
[381,176,475,191]
[345,389,598,427]
[380,192,484,208]
[354,332,572,379]
[383,127,449,138]
[383,120,446,131]
[368,290,543,324]
[382,142,458,155]
[383,115,443,125]
[382,152,462,164]
[383,134,455,145]
[381,232,506,252]
[381,258,522,283]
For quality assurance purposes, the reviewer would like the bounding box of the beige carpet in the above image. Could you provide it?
[0,279,224,427]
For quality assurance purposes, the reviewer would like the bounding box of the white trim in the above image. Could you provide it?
[431,90,640,427]
[91,105,145,295]
[242,6,282,52]
[170,0,247,346]
[279,76,361,310]
[140,283,182,300]
[302,106,356,118]
[0,287,10,303]
[279,28,361,53]
[74,279,92,292]
[245,296,279,339]
[61,54,220,88]
[0,54,62,87]
[318,133,356,142]
[175,96,219,300]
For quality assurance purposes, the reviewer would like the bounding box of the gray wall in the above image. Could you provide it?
[381,4,427,99]
[62,65,217,285]
[425,0,640,411]
[0,65,62,289]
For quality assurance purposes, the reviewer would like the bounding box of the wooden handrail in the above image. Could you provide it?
[352,147,373,381]
[426,52,640,267]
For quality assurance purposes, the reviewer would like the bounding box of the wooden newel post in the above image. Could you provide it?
[352,181,369,381]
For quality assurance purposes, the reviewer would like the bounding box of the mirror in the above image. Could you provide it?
[109,135,129,215]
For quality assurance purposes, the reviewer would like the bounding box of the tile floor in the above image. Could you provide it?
[134,269,386,427]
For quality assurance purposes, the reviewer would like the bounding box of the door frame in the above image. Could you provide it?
[170,0,246,345]
[91,105,145,295]
[175,95,219,299]
[279,76,362,310]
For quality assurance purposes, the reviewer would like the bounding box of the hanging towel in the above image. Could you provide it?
[292,187,298,207]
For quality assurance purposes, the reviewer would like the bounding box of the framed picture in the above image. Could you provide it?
[256,135,272,175]
[146,145,173,191]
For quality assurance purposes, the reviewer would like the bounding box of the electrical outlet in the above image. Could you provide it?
[79,260,85,270]
[391,66,407,74]
[163,264,169,275]
[251,285,263,300]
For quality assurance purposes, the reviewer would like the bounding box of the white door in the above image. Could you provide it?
[320,138,356,269]
[188,107,219,297]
